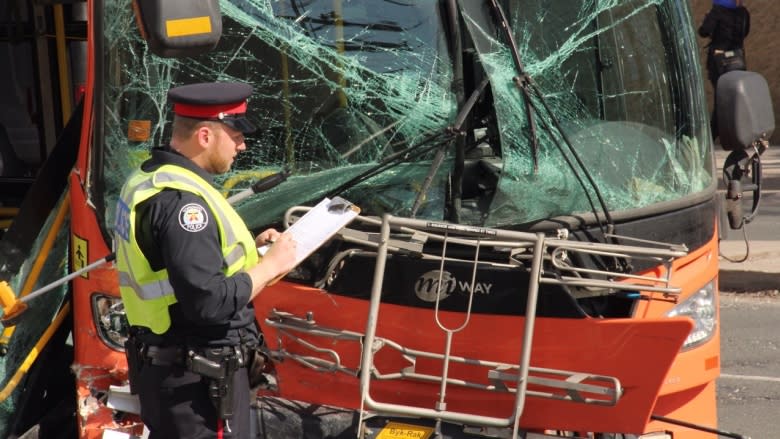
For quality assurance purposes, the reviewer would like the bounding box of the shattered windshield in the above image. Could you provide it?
[101,0,711,233]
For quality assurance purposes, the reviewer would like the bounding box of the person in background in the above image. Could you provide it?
[698,0,750,139]
[114,81,298,439]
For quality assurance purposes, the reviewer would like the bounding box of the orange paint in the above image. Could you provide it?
[254,282,695,433]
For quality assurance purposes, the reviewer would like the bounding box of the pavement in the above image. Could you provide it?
[716,145,780,292]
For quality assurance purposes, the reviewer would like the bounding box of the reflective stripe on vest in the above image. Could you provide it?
[115,164,258,334]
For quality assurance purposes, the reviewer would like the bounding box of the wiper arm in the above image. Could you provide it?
[327,77,489,204]
[485,0,617,238]
[410,77,490,217]
[326,129,456,199]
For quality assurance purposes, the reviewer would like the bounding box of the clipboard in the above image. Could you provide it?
[258,196,360,267]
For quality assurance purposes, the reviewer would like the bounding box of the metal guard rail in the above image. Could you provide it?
[275,210,688,431]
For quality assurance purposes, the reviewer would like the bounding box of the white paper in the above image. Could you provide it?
[258,196,359,265]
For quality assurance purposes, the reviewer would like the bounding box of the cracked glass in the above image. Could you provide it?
[0,196,69,438]
[101,0,712,234]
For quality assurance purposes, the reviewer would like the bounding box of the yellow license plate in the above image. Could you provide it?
[376,422,434,439]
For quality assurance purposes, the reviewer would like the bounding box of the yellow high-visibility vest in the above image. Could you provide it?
[114,164,258,334]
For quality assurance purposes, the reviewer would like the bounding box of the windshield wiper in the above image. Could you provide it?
[410,77,490,217]
[326,76,490,207]
[325,128,456,199]
[484,0,617,239]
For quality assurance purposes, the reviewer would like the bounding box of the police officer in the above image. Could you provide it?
[699,0,750,139]
[114,82,297,439]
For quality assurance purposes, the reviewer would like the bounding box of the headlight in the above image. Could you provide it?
[665,280,717,350]
[91,293,130,350]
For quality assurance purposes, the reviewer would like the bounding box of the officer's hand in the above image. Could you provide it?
[256,228,281,246]
[261,232,298,276]
[248,232,298,296]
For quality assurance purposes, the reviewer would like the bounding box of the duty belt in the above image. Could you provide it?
[144,344,248,371]
[145,345,185,367]
[141,343,247,419]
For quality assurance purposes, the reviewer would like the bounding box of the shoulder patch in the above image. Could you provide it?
[178,203,209,232]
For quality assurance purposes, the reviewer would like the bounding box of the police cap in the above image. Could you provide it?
[168,82,257,133]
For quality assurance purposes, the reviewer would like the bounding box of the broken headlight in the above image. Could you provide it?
[91,293,129,350]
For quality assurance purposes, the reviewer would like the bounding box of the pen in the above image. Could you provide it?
[257,240,273,257]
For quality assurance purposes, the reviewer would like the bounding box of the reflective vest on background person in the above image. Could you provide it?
[114,164,258,334]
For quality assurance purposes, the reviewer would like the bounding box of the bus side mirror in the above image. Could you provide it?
[717,71,774,230]
[132,0,222,58]
[716,70,774,152]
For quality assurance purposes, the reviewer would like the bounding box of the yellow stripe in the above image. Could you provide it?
[0,207,19,217]
[0,302,70,402]
[166,16,212,38]
[0,194,70,347]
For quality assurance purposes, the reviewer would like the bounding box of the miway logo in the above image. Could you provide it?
[414,270,494,302]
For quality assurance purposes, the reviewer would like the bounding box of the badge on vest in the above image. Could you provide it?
[179,203,209,232]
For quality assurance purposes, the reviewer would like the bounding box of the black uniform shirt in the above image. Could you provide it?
[134,146,258,347]
[698,5,750,51]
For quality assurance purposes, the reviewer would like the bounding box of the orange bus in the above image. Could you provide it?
[0,0,773,438]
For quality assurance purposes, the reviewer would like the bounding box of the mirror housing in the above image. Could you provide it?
[717,71,774,230]
[717,71,774,151]
[132,0,222,58]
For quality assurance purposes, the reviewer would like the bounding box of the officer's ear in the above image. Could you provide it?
[194,123,217,150]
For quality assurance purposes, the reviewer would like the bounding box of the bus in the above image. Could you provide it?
[0,0,773,438]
